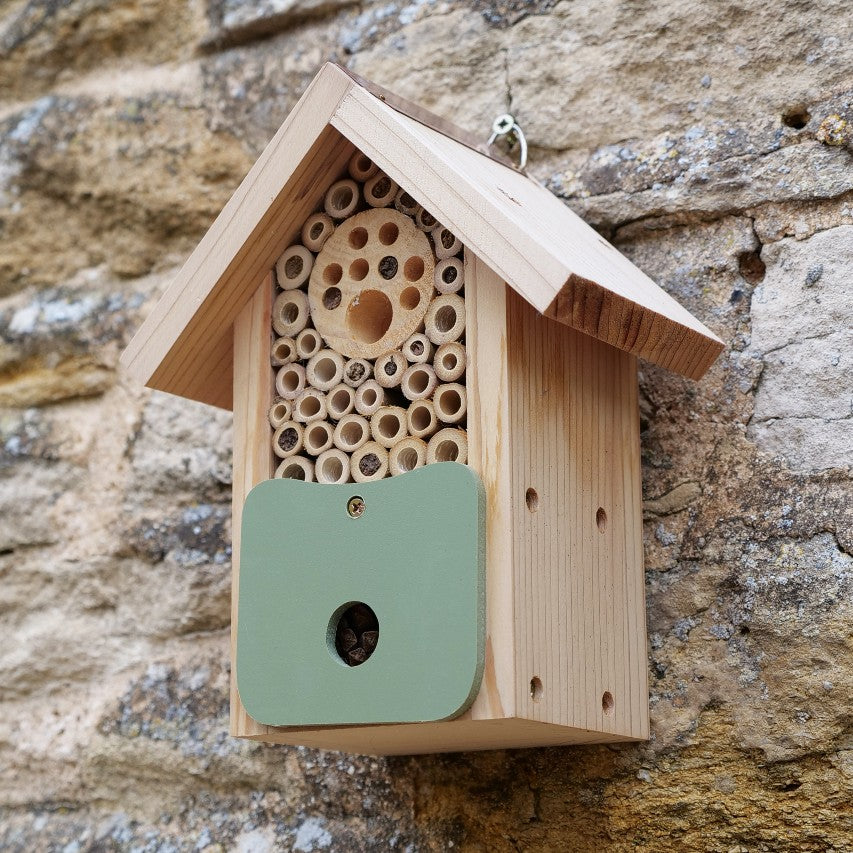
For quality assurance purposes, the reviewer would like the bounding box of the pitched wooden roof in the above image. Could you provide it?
[121,63,724,409]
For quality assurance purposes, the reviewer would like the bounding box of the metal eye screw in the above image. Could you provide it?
[487,113,528,169]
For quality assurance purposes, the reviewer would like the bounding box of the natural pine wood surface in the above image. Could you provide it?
[230,277,275,738]
[121,63,723,413]
[507,289,648,739]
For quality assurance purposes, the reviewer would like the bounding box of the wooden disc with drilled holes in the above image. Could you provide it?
[308,209,435,359]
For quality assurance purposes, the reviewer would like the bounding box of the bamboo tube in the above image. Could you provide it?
[271,336,297,366]
[370,406,408,449]
[427,428,468,465]
[402,332,433,364]
[275,244,313,290]
[302,419,334,456]
[302,212,335,252]
[354,380,386,416]
[389,437,427,476]
[374,351,406,388]
[434,257,464,294]
[315,448,351,484]
[343,357,372,388]
[432,226,462,259]
[293,388,327,423]
[348,150,378,182]
[433,383,467,424]
[295,327,322,360]
[351,441,389,483]
[424,293,465,345]
[393,188,420,218]
[415,207,439,231]
[272,289,309,337]
[434,341,466,382]
[325,179,359,219]
[333,413,370,453]
[275,362,306,400]
[401,363,438,401]
[406,399,438,439]
[306,349,345,391]
[275,454,314,481]
[272,420,303,458]
[268,398,292,429]
[364,171,398,208]
[326,383,355,420]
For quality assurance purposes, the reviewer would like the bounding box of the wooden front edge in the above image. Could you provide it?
[545,273,725,381]
[230,275,275,737]
[464,252,516,721]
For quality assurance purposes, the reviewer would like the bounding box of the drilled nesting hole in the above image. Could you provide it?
[379,222,399,245]
[348,227,368,250]
[378,256,398,279]
[330,602,379,667]
[530,677,544,702]
[400,286,421,310]
[349,258,369,281]
[404,256,425,281]
[323,264,342,285]
[347,290,392,344]
[323,287,342,310]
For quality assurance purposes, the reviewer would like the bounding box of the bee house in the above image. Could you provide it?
[121,64,724,755]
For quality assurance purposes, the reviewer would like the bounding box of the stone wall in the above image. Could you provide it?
[1,1,851,849]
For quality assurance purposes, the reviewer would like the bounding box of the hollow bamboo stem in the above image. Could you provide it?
[302,212,335,252]
[432,226,462,259]
[426,428,468,465]
[272,289,310,337]
[406,399,438,439]
[402,332,433,364]
[324,179,359,219]
[326,383,355,420]
[433,341,466,382]
[424,293,465,345]
[272,420,303,458]
[433,382,467,424]
[315,448,351,484]
[348,150,378,182]
[434,257,464,294]
[393,188,420,218]
[306,349,345,391]
[295,327,323,360]
[302,419,334,456]
[364,171,398,208]
[293,388,327,423]
[333,413,370,453]
[275,362,306,400]
[351,441,389,483]
[268,398,293,429]
[374,351,406,388]
[343,358,373,387]
[389,437,427,476]
[370,406,408,449]
[354,379,386,416]
[275,454,314,481]
[275,244,313,290]
[401,363,438,401]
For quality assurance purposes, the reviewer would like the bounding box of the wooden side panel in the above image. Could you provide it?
[230,276,275,738]
[465,252,515,721]
[507,289,648,739]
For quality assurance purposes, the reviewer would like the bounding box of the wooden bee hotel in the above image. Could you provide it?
[121,64,724,754]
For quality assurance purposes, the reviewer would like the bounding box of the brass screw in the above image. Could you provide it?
[347,496,365,518]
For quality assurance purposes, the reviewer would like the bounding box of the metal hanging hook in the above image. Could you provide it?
[487,113,528,169]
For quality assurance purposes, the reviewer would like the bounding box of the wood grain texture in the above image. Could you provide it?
[331,85,723,379]
[507,289,648,739]
[121,64,357,409]
[122,63,723,411]
[230,276,275,738]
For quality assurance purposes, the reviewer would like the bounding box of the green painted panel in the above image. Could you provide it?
[236,462,486,726]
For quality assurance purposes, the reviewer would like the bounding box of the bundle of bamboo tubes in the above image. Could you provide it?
[269,149,468,483]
